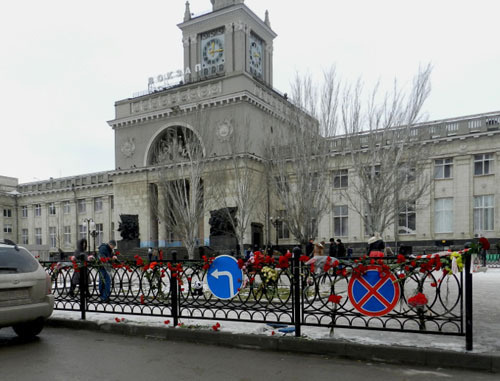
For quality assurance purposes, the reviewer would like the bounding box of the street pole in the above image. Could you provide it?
[83,218,94,255]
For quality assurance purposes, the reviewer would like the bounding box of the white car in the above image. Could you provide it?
[0,241,54,338]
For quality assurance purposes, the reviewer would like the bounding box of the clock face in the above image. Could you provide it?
[201,35,225,69]
[249,35,263,78]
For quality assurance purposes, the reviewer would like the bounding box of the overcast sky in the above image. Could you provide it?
[1,0,499,183]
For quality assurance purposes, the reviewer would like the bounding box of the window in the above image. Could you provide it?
[474,154,494,176]
[64,226,71,245]
[333,205,348,237]
[48,203,56,215]
[94,197,103,212]
[3,209,12,218]
[435,198,454,233]
[21,206,28,218]
[435,158,453,179]
[400,166,416,183]
[63,201,71,214]
[35,204,42,217]
[95,223,104,246]
[333,169,348,189]
[21,229,29,245]
[474,195,494,232]
[35,228,43,245]
[398,203,416,235]
[78,199,86,213]
[363,165,381,180]
[79,224,87,241]
[275,211,289,240]
[110,196,114,210]
[49,227,57,248]
[3,224,12,234]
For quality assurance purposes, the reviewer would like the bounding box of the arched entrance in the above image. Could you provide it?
[146,124,206,250]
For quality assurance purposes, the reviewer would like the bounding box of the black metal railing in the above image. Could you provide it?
[41,249,474,350]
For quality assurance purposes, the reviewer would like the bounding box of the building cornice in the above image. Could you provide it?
[108,84,294,130]
[16,182,114,198]
[110,152,266,177]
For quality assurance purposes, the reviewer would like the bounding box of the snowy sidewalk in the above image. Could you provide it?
[52,269,500,354]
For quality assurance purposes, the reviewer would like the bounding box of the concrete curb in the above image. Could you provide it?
[46,318,499,373]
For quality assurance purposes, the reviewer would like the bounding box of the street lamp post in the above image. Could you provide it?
[270,216,281,251]
[83,218,98,254]
[83,218,93,255]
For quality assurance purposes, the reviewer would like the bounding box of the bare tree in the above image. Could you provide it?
[209,124,266,257]
[339,64,433,239]
[268,68,341,249]
[150,108,211,259]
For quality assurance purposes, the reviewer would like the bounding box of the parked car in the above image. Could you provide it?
[0,241,54,338]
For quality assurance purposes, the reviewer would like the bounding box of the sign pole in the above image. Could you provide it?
[465,254,473,351]
[293,246,302,337]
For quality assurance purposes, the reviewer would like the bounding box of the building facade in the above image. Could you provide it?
[1,0,499,257]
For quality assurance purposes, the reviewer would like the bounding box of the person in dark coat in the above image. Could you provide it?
[306,239,314,257]
[479,234,490,266]
[367,232,385,257]
[98,239,116,302]
[329,238,338,257]
[336,239,346,258]
[69,238,88,298]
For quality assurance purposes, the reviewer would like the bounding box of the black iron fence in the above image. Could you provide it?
[41,249,474,350]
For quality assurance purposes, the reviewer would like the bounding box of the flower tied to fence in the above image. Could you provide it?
[408,292,428,308]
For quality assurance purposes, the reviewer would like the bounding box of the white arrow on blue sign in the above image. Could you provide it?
[207,255,243,300]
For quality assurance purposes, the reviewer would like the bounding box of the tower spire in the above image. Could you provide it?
[211,0,244,12]
[184,1,191,22]
[264,10,271,27]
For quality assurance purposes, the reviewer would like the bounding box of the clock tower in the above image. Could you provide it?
[179,0,276,86]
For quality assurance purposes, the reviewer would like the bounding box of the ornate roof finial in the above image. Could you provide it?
[211,0,244,11]
[264,10,271,27]
[184,1,191,22]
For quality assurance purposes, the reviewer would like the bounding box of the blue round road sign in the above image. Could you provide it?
[207,256,243,300]
[347,266,400,317]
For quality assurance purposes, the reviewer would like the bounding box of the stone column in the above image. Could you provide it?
[157,185,167,248]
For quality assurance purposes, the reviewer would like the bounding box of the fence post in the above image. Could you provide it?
[171,251,179,327]
[292,246,302,337]
[79,261,87,320]
[464,253,473,351]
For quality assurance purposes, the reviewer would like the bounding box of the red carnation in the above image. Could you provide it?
[408,292,428,307]
[328,294,343,304]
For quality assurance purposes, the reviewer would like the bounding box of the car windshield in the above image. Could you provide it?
[0,247,40,274]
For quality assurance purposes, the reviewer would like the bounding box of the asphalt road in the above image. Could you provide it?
[0,327,496,381]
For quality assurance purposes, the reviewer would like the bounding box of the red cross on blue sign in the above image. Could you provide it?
[348,266,400,317]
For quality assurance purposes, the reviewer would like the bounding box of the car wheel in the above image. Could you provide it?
[13,318,45,339]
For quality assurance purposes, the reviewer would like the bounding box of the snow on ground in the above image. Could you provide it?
[52,269,500,354]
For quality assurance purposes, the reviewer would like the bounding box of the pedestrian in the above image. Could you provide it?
[313,242,324,257]
[329,238,338,257]
[367,232,385,257]
[306,239,314,257]
[153,248,159,261]
[148,247,153,262]
[98,239,116,302]
[159,249,164,261]
[478,234,490,267]
[347,247,353,259]
[336,239,346,257]
[68,238,88,298]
